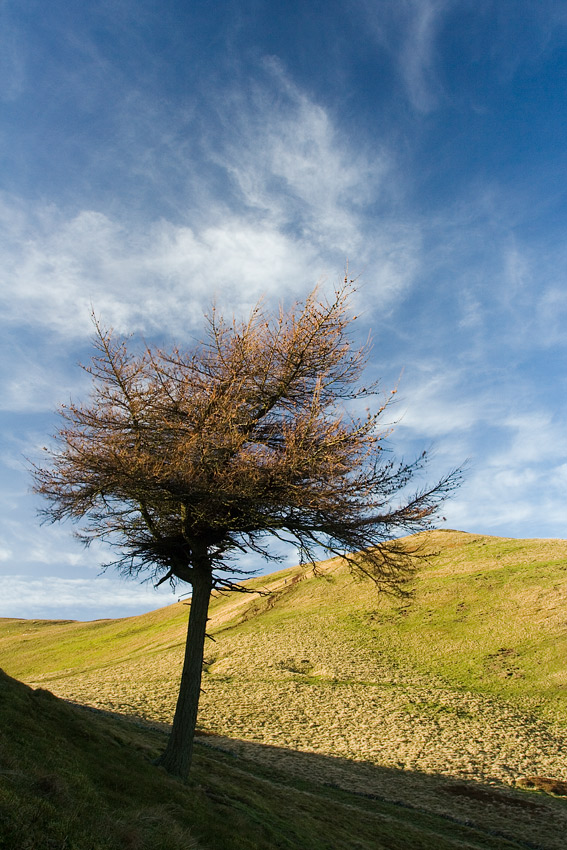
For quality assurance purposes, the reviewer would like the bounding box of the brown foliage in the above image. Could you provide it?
[33,283,460,593]
[31,281,461,777]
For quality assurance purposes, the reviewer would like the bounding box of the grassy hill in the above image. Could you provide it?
[3,667,565,850]
[1,530,567,848]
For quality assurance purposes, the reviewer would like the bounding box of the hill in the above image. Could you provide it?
[3,667,561,850]
[1,530,567,847]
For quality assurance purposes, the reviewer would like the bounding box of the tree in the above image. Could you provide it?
[32,282,461,780]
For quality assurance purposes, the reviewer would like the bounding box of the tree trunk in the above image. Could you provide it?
[156,567,213,779]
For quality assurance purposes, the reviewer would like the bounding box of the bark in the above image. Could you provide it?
[156,566,213,779]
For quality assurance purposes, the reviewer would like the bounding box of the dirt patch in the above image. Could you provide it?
[517,776,567,796]
[443,782,543,811]
[484,647,524,680]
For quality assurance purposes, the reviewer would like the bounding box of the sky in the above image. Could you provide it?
[1,0,566,621]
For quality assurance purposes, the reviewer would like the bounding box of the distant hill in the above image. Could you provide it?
[1,530,567,847]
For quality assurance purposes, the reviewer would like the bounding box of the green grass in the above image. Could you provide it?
[1,669,549,850]
[2,531,567,724]
[353,532,567,716]
[2,531,567,848]
[0,603,190,682]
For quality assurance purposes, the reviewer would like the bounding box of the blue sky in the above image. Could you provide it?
[1,0,566,620]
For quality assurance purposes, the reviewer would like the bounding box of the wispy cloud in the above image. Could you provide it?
[0,61,422,345]
[356,0,451,112]
[0,575,176,619]
[210,57,390,240]
[0,201,318,340]
[398,0,451,112]
[357,0,567,114]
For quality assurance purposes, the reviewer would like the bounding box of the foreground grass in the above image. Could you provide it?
[1,531,567,847]
[2,669,553,850]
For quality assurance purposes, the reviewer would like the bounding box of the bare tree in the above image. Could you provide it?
[32,283,461,779]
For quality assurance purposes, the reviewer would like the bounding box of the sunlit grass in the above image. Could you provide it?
[2,669,546,850]
[2,531,567,848]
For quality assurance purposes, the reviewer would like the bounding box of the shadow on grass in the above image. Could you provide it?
[4,668,563,850]
[69,696,567,849]
[191,728,566,850]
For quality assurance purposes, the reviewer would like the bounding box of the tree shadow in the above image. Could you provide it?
[59,696,567,850]
[194,730,567,850]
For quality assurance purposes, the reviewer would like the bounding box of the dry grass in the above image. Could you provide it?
[2,530,567,848]
[3,669,548,850]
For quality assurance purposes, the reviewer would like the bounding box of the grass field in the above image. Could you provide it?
[1,669,566,850]
[1,530,567,848]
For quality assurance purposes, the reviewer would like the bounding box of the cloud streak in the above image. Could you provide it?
[0,575,176,620]
[0,61,423,344]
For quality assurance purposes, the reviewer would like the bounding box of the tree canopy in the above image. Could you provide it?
[33,283,461,778]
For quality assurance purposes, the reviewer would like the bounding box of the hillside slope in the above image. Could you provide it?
[1,531,567,794]
[5,668,563,850]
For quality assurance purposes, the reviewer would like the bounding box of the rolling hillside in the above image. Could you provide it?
[1,530,567,847]
[3,668,562,850]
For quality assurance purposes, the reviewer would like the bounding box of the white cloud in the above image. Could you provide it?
[0,575,176,619]
[0,199,316,341]
[399,0,450,112]
[0,61,422,348]
[0,199,419,345]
